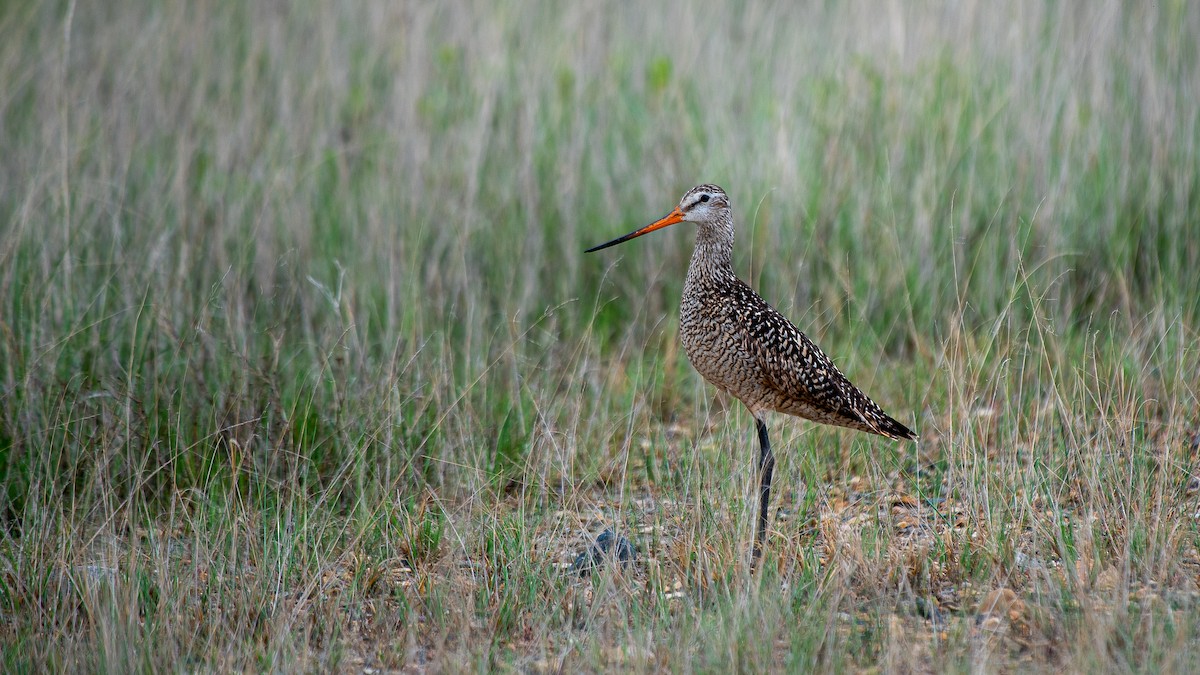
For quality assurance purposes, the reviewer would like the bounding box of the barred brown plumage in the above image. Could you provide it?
[587,184,917,565]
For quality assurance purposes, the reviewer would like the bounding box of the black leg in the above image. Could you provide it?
[752,418,775,565]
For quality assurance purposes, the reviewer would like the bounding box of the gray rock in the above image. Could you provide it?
[571,529,636,575]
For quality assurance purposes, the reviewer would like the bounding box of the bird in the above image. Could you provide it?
[586,184,917,564]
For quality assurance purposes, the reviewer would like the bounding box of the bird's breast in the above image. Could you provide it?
[679,285,766,404]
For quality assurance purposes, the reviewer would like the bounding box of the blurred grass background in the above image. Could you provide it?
[1,0,1199,670]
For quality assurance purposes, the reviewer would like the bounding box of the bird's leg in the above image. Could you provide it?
[752,417,775,566]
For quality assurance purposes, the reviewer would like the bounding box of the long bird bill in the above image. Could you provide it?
[585,207,686,252]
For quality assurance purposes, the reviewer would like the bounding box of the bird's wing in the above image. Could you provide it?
[733,282,916,440]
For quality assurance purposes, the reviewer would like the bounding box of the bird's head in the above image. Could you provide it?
[586,184,730,252]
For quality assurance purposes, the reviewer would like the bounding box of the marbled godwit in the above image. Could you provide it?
[587,184,916,563]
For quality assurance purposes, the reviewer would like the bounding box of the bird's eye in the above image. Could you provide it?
[699,194,710,203]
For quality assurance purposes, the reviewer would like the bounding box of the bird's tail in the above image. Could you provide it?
[871,412,918,441]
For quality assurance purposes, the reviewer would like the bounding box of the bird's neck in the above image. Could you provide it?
[687,221,735,283]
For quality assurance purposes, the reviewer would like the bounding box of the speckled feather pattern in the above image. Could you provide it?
[676,185,916,441]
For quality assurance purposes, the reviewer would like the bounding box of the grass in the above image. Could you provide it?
[2,0,1199,671]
